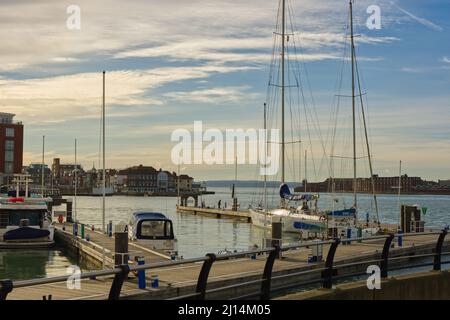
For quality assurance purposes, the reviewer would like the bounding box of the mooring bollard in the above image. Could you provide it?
[66,199,73,223]
[346,228,352,244]
[114,231,129,266]
[108,221,113,237]
[398,230,403,247]
[357,227,362,243]
[151,275,159,288]
[138,257,146,289]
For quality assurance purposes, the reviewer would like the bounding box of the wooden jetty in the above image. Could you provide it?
[6,231,449,300]
[176,205,251,222]
[54,223,171,269]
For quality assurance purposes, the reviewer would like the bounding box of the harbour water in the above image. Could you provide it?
[1,187,449,280]
[0,247,82,281]
[58,187,450,257]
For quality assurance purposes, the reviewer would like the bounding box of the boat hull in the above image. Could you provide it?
[3,227,50,242]
[249,209,326,237]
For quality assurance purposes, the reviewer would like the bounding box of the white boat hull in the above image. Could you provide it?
[250,208,327,237]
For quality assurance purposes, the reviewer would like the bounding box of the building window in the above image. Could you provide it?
[5,128,14,137]
[4,162,13,173]
[5,140,14,151]
[4,140,14,165]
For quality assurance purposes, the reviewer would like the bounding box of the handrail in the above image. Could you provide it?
[1,229,448,300]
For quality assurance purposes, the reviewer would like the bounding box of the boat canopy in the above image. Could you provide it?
[327,208,356,217]
[130,212,174,240]
[132,211,170,221]
[279,183,319,202]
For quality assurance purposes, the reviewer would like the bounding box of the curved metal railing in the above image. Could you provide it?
[0,229,448,300]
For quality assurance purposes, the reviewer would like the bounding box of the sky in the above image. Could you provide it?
[0,0,449,182]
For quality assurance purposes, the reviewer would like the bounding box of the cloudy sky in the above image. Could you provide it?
[1,0,449,181]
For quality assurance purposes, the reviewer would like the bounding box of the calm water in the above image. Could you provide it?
[59,187,450,257]
[1,187,449,280]
[0,247,82,281]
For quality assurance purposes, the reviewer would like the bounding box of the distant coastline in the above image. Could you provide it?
[205,180,450,196]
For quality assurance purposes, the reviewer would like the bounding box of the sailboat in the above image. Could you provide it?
[250,0,381,239]
[249,0,327,238]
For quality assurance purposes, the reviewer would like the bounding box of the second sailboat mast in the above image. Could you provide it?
[350,0,357,209]
[281,0,286,185]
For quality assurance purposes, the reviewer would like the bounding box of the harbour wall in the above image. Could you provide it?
[280,270,450,300]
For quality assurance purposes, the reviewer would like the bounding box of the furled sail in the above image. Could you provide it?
[279,183,318,201]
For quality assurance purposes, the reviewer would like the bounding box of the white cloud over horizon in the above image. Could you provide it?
[0,0,447,181]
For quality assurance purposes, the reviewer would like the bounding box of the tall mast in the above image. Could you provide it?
[41,135,45,197]
[263,102,267,210]
[304,149,307,192]
[102,71,106,233]
[397,160,402,227]
[74,138,77,222]
[281,0,286,185]
[350,0,357,210]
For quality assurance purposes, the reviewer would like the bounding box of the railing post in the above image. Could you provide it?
[433,229,448,271]
[108,264,130,300]
[260,245,280,300]
[322,238,340,289]
[0,279,13,300]
[195,253,216,300]
[380,234,395,278]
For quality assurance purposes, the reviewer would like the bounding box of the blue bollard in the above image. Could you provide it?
[346,228,352,244]
[151,275,159,288]
[398,230,403,247]
[86,234,90,242]
[138,258,146,289]
[73,223,78,237]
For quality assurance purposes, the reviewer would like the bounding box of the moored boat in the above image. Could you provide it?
[0,196,54,247]
[128,211,178,257]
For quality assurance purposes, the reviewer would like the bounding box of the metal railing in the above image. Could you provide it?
[0,229,448,300]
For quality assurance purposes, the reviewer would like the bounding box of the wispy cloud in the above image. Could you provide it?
[0,64,254,123]
[390,1,444,32]
[164,86,260,104]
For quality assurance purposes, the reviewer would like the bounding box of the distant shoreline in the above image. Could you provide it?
[58,189,450,197]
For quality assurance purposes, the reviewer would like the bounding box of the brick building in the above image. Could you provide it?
[0,113,24,184]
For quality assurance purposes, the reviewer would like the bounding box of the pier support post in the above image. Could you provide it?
[114,232,129,266]
[271,220,282,259]
[322,238,340,289]
[66,199,73,223]
[260,245,280,300]
[108,264,130,300]
[433,229,448,271]
[0,279,13,300]
[195,253,216,300]
[381,234,395,278]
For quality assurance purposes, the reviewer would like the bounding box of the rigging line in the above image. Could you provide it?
[330,31,349,194]
[287,1,331,180]
[354,49,380,224]
[284,29,319,182]
[292,44,327,181]
[285,29,297,183]
[98,100,102,172]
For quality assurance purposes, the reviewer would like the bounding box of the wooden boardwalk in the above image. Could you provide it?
[54,223,171,269]
[6,232,448,300]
